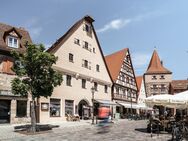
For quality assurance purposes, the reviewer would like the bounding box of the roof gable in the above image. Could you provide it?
[47,15,113,83]
[47,15,94,53]
[145,50,171,74]
[105,48,128,82]
[3,27,22,40]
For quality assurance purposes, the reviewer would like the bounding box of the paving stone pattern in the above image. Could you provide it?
[0,120,175,141]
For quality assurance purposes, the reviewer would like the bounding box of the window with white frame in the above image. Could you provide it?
[93,48,95,53]
[74,38,80,45]
[96,64,100,72]
[160,75,165,79]
[152,75,157,80]
[84,60,88,68]
[82,59,91,69]
[8,36,18,48]
[50,99,60,117]
[84,24,92,34]
[104,85,108,93]
[82,79,86,89]
[69,53,74,63]
[66,75,72,86]
[65,100,74,116]
[83,41,88,50]
[94,82,98,91]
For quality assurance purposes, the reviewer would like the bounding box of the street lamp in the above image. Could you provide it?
[91,86,95,124]
[129,89,133,120]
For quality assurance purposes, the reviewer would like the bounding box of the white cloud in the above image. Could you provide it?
[44,43,52,49]
[132,52,151,73]
[23,17,43,39]
[29,27,42,38]
[97,11,163,33]
[97,19,131,33]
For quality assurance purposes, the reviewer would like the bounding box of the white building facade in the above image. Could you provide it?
[38,16,112,123]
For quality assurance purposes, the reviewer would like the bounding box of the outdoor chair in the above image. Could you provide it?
[66,114,80,122]
[72,114,80,121]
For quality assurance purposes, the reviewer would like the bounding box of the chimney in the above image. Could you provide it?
[161,60,163,66]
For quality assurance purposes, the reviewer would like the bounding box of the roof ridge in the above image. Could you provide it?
[0,22,28,32]
[105,48,128,57]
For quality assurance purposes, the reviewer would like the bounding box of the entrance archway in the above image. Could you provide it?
[78,99,90,120]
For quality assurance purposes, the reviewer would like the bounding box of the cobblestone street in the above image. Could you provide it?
[0,120,173,141]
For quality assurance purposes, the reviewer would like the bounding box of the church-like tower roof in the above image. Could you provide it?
[145,50,172,74]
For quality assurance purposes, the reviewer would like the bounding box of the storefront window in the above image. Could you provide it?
[17,100,27,117]
[65,100,74,115]
[50,99,60,117]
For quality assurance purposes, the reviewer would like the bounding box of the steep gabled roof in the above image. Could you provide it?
[136,76,143,92]
[0,22,32,54]
[145,50,171,74]
[105,48,128,82]
[47,15,113,82]
[47,15,94,53]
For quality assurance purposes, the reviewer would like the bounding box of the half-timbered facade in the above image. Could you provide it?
[105,48,138,118]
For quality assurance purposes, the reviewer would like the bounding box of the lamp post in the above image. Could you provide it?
[91,86,95,124]
[129,89,133,120]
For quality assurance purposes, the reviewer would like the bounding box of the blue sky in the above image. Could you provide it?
[0,0,188,80]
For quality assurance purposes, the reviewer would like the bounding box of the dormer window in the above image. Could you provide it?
[8,36,18,48]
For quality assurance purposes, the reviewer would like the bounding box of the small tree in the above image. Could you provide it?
[11,44,63,133]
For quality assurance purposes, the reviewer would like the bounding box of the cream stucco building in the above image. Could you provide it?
[38,16,112,123]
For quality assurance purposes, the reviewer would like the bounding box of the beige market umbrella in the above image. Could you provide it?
[145,94,173,107]
[168,90,188,109]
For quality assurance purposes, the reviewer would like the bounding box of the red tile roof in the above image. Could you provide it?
[136,76,143,92]
[171,80,188,90]
[145,50,171,74]
[105,48,128,82]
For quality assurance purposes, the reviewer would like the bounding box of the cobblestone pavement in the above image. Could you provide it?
[0,120,174,141]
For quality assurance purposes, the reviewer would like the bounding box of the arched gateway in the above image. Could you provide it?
[78,99,90,120]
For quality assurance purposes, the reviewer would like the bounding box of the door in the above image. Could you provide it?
[0,100,11,123]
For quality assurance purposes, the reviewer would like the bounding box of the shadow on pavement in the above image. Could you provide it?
[135,128,148,133]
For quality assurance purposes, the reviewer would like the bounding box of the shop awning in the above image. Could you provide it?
[117,102,152,110]
[94,99,117,106]
[117,102,139,109]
